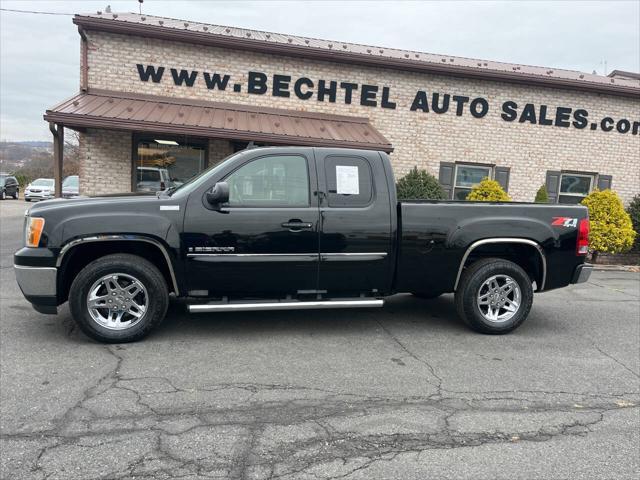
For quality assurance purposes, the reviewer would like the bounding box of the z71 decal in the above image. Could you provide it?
[552,217,578,228]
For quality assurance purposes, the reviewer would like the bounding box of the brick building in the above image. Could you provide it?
[45,12,640,204]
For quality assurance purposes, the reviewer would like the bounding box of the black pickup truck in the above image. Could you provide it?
[14,146,592,342]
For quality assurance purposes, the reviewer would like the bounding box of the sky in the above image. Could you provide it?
[1,0,638,141]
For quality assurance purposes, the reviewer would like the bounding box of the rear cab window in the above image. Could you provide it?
[323,155,374,207]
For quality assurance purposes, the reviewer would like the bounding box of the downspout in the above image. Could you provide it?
[49,122,64,198]
[78,27,88,91]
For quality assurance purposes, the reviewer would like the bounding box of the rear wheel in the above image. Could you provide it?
[12,190,18,199]
[69,254,169,343]
[1,190,5,200]
[455,258,533,334]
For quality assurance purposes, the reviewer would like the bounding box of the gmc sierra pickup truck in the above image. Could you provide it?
[14,147,592,343]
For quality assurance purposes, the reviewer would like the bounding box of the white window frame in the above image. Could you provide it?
[453,163,493,200]
[558,172,594,203]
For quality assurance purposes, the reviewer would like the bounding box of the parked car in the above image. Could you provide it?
[14,147,592,343]
[62,175,79,198]
[136,167,173,192]
[0,174,19,200]
[24,178,55,202]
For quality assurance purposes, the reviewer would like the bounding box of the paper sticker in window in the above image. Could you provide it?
[335,165,359,195]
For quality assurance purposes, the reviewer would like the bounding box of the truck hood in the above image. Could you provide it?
[26,192,157,215]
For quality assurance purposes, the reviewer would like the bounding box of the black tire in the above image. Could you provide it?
[0,190,5,200]
[25,198,31,202]
[12,190,18,199]
[69,253,169,343]
[455,258,533,334]
[411,292,442,300]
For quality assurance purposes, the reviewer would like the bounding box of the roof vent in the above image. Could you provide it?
[227,117,233,122]
[107,98,114,103]
[127,107,133,112]
[203,26,208,31]
[441,58,447,62]
[288,38,293,43]
[379,49,384,54]
[141,16,146,21]
[178,112,184,117]
[274,121,280,127]
[266,34,271,39]
[250,114,256,118]
[363,130,369,136]
[415,54,419,58]
[184,23,189,28]
[246,32,251,37]
[112,14,118,19]
[343,44,348,49]
[320,126,325,132]
[579,74,584,79]
[477,62,482,66]
[483,62,488,66]
[449,58,454,62]
[367,49,372,53]
[328,43,333,48]
[305,39,310,45]
[159,20,164,25]
[404,54,409,58]
[97,11,102,15]
[73,101,79,106]
[225,28,231,33]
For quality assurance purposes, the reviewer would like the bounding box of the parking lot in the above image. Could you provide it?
[1,197,639,480]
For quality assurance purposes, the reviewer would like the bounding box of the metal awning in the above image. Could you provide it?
[44,89,393,152]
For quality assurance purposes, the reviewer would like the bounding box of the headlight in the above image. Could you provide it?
[25,217,45,247]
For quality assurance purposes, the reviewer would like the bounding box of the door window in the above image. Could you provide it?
[225,155,310,207]
[324,156,373,207]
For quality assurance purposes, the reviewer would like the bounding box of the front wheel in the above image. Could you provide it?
[1,190,5,200]
[455,258,533,334]
[69,254,169,343]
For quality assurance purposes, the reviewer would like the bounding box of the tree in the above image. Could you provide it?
[534,185,549,203]
[627,194,640,252]
[466,178,511,202]
[396,167,445,200]
[581,190,636,255]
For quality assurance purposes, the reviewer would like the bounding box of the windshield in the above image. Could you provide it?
[32,179,54,187]
[63,176,79,188]
[168,151,240,196]
[0,176,5,186]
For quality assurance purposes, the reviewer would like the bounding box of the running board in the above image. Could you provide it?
[188,298,384,313]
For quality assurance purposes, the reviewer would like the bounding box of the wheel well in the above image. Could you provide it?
[459,242,545,291]
[58,240,176,302]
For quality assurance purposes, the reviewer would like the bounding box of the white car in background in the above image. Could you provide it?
[24,178,55,202]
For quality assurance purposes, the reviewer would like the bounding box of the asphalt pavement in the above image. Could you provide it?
[1,198,639,480]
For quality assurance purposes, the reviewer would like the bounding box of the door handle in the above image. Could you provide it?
[281,220,313,231]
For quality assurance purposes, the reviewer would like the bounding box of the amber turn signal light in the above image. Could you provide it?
[26,217,45,247]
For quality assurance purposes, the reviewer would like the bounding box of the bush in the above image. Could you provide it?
[627,194,640,252]
[534,185,549,203]
[581,190,636,254]
[466,178,511,202]
[396,167,445,200]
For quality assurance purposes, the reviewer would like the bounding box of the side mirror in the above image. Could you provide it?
[206,181,229,207]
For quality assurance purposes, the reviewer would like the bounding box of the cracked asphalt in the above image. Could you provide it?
[1,198,639,479]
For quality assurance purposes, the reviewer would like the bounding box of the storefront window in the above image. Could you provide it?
[558,173,593,204]
[453,164,492,200]
[135,138,206,192]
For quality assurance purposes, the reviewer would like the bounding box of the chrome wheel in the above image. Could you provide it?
[86,273,148,330]
[476,274,521,323]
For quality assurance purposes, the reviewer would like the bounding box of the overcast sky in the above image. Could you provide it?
[1,0,638,141]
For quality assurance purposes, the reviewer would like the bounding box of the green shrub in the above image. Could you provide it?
[627,194,640,252]
[396,167,445,200]
[534,185,549,203]
[466,178,511,202]
[581,190,636,254]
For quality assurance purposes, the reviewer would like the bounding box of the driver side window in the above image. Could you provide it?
[225,155,310,207]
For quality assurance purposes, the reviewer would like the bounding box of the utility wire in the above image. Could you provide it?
[0,8,74,16]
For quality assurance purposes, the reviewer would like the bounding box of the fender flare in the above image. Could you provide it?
[56,235,180,294]
[454,238,547,291]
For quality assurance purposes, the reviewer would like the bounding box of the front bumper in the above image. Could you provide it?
[14,262,58,314]
[571,263,593,284]
[24,192,54,201]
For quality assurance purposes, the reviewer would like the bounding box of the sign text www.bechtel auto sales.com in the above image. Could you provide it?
[136,64,640,136]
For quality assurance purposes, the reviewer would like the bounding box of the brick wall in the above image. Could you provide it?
[78,129,132,195]
[82,31,640,203]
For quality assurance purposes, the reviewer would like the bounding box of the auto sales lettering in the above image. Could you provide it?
[136,64,640,136]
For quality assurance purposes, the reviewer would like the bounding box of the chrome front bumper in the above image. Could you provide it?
[14,265,57,297]
[571,263,593,284]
